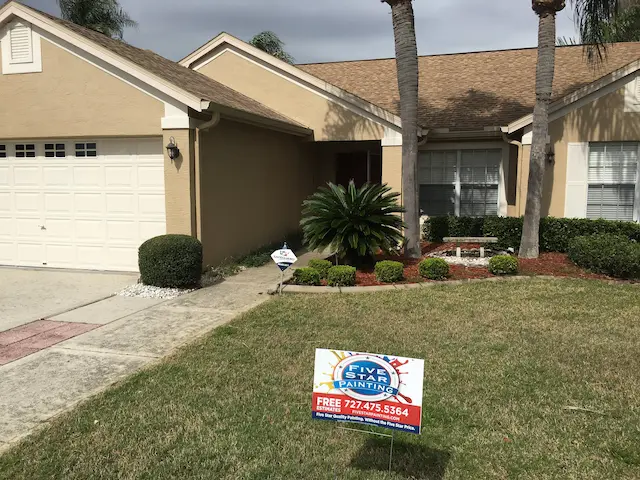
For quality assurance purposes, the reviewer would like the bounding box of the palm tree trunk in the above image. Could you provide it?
[519,7,558,259]
[388,0,421,259]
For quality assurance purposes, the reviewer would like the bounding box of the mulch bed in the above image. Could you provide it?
[350,242,611,287]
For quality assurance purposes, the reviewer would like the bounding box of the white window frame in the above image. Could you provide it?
[586,142,640,222]
[44,142,66,158]
[419,142,509,217]
[1,20,42,75]
[624,76,640,113]
[0,144,6,158]
[15,143,36,158]
[74,142,98,158]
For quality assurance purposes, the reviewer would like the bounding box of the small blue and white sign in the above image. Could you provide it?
[271,244,297,272]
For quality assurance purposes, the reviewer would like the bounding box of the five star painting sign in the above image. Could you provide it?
[312,349,425,434]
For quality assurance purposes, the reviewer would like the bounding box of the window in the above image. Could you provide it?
[1,21,41,75]
[0,145,6,158]
[587,143,639,221]
[419,149,501,217]
[15,144,35,158]
[75,142,97,157]
[44,143,66,158]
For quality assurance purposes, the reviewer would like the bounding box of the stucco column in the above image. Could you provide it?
[382,145,403,198]
[163,129,197,236]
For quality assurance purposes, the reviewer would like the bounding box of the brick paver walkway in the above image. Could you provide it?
[0,320,97,366]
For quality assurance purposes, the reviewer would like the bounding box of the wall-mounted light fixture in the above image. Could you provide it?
[546,143,555,165]
[166,136,180,161]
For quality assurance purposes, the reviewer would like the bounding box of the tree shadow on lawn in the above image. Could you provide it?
[350,436,451,479]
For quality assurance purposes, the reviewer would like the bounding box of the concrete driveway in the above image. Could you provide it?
[0,268,137,332]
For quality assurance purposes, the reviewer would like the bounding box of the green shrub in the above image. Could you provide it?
[419,258,450,280]
[423,216,484,242]
[482,216,523,250]
[139,235,203,288]
[541,217,640,253]
[327,265,357,287]
[568,234,640,279]
[236,232,303,268]
[292,267,321,286]
[308,259,333,279]
[488,255,519,275]
[375,260,404,283]
[301,182,404,264]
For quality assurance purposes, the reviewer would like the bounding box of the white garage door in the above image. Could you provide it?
[0,138,166,271]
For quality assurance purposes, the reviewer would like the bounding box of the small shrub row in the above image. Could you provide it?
[568,234,640,279]
[375,261,404,283]
[419,258,449,280]
[423,216,640,252]
[488,255,519,275]
[293,263,357,286]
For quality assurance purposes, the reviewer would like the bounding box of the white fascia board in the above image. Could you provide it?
[0,3,203,111]
[506,59,640,133]
[181,33,403,130]
[162,103,199,129]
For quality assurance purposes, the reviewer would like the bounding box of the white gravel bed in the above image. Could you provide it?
[117,283,197,299]
[440,257,490,267]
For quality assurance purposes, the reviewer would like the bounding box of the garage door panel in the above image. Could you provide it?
[43,167,72,187]
[138,194,165,216]
[13,167,40,187]
[105,166,135,187]
[74,193,103,214]
[44,193,73,213]
[73,166,103,187]
[1,137,165,271]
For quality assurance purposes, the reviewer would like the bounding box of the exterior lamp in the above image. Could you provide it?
[166,137,180,161]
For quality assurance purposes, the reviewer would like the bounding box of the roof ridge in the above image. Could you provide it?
[297,41,640,67]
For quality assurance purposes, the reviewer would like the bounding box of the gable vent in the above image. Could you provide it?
[9,23,33,64]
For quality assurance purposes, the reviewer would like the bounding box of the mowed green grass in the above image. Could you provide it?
[1,279,640,479]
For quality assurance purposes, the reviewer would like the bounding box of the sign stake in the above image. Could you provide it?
[336,424,395,475]
[271,242,297,295]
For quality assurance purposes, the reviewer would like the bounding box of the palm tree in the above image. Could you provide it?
[519,0,622,259]
[382,0,421,259]
[57,0,137,40]
[249,31,294,64]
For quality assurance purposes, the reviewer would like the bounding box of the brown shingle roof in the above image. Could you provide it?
[299,44,640,130]
[4,2,305,129]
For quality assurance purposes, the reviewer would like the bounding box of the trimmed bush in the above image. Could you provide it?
[327,265,357,287]
[419,258,449,280]
[422,215,640,253]
[292,267,321,286]
[568,234,640,279]
[375,260,404,283]
[488,255,519,275]
[139,234,203,288]
[308,259,333,279]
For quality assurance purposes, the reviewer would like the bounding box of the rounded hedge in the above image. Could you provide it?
[568,234,640,279]
[308,259,333,279]
[419,258,450,280]
[139,235,203,288]
[327,265,356,287]
[488,255,519,276]
[292,267,321,286]
[375,260,404,283]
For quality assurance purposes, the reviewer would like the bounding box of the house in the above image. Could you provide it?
[1,1,639,272]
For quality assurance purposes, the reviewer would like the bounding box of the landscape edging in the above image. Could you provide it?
[268,275,561,295]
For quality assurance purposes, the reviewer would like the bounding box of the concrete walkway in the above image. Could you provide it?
[0,258,305,451]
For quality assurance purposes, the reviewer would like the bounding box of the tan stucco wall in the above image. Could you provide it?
[517,84,640,218]
[198,119,318,266]
[164,129,197,236]
[382,146,402,199]
[195,49,385,142]
[0,38,163,139]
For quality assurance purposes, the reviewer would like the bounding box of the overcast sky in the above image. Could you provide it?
[21,0,579,64]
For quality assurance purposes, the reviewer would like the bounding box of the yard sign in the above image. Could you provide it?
[312,349,424,434]
[270,244,297,272]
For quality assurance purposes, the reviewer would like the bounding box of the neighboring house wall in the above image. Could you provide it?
[0,37,163,139]
[194,49,386,142]
[198,119,317,265]
[517,78,640,218]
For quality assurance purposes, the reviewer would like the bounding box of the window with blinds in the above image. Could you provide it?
[587,143,639,221]
[419,149,501,217]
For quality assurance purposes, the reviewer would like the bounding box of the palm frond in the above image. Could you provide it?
[57,0,137,39]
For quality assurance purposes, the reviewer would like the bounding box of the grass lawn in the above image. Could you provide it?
[1,279,640,479]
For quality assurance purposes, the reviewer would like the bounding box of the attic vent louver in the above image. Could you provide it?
[9,22,33,64]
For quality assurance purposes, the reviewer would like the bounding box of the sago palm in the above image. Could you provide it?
[520,0,622,259]
[57,0,137,39]
[300,182,405,264]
